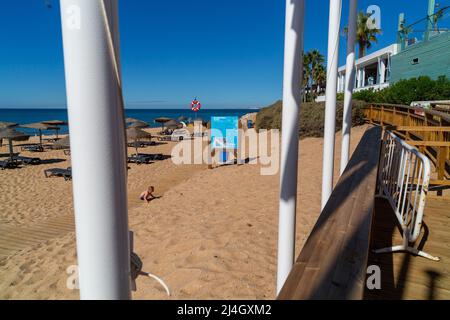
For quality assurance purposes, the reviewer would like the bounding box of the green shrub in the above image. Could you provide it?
[256,100,366,138]
[352,89,379,103]
[352,76,450,105]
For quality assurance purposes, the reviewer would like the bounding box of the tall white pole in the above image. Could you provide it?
[60,0,131,300]
[340,0,358,175]
[277,0,305,294]
[321,0,342,210]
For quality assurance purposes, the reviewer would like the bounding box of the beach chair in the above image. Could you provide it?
[63,149,71,156]
[140,141,156,147]
[44,167,72,181]
[135,153,164,161]
[13,156,42,165]
[157,136,172,142]
[127,154,153,165]
[21,145,44,152]
[0,159,17,170]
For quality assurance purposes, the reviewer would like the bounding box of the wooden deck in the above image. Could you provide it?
[365,196,450,300]
[278,123,450,300]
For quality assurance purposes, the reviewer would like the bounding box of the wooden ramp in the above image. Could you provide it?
[278,126,382,299]
[365,196,450,300]
[0,215,75,261]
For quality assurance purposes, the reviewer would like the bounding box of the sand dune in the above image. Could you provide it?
[0,125,369,300]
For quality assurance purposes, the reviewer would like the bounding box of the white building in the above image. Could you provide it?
[337,44,399,93]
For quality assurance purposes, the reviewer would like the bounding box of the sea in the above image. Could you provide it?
[0,108,257,135]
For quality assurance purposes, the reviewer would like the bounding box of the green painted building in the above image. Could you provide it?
[390,31,450,83]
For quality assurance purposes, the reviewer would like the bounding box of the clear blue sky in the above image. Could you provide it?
[0,0,444,109]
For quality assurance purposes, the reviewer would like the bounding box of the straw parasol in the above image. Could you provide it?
[53,135,71,149]
[0,121,18,129]
[125,117,142,124]
[178,116,188,122]
[127,120,149,129]
[0,122,18,147]
[21,122,59,146]
[126,127,152,154]
[165,119,182,130]
[42,120,68,126]
[0,128,30,160]
[154,117,172,131]
[41,120,68,139]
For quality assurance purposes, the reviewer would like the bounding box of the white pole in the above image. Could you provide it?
[321,0,342,210]
[60,0,131,300]
[340,0,358,175]
[277,0,305,294]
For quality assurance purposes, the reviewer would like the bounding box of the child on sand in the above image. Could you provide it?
[140,186,156,204]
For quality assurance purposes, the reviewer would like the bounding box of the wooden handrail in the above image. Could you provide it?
[386,126,450,132]
[278,126,382,300]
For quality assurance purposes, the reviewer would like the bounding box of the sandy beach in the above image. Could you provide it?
[0,125,369,300]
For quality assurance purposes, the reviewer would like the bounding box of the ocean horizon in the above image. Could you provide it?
[0,108,258,134]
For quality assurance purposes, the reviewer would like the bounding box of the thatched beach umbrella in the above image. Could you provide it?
[0,121,18,129]
[154,117,172,131]
[125,117,142,124]
[126,127,152,154]
[41,120,68,139]
[42,120,68,126]
[21,122,59,147]
[0,122,18,147]
[178,116,188,122]
[165,119,182,130]
[53,135,71,149]
[0,128,30,160]
[127,120,149,129]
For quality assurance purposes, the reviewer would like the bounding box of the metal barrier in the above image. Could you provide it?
[375,131,440,261]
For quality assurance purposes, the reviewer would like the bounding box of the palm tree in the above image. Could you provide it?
[313,64,326,95]
[301,50,325,100]
[308,49,325,89]
[344,11,382,58]
[302,52,312,102]
[433,8,445,31]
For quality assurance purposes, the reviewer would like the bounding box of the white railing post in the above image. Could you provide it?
[60,0,131,299]
[321,0,342,209]
[340,0,358,175]
[277,0,305,294]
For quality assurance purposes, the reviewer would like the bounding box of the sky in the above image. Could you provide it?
[0,0,445,109]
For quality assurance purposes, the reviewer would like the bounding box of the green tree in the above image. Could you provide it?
[344,11,382,58]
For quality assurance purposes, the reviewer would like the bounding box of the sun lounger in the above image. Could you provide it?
[0,159,17,170]
[44,167,72,181]
[133,153,164,161]
[13,156,41,165]
[21,145,44,152]
[140,141,156,147]
[128,141,156,148]
[63,149,71,156]
[127,154,154,165]
[157,136,172,142]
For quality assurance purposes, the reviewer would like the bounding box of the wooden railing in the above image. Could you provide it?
[278,127,382,299]
[362,103,450,186]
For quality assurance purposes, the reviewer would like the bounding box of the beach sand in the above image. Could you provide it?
[0,125,369,300]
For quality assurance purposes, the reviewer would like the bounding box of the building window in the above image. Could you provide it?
[411,58,419,65]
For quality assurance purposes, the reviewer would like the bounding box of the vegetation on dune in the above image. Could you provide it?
[351,76,450,105]
[255,100,366,138]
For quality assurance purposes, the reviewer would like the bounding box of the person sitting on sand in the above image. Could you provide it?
[140,186,156,204]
